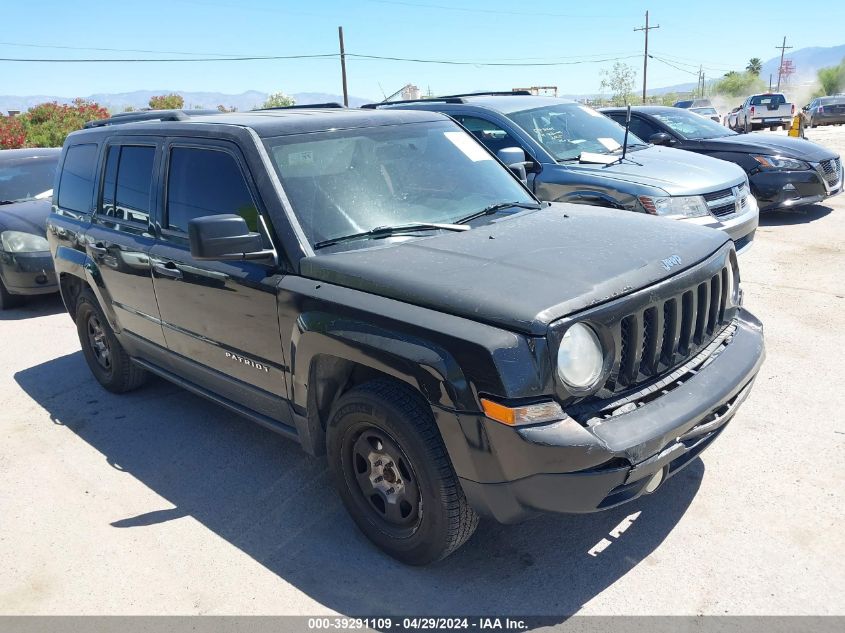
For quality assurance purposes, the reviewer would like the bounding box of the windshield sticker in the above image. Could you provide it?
[597,137,622,151]
[578,105,603,117]
[288,150,314,166]
[444,131,492,162]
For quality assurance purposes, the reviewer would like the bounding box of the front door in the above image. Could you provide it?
[148,140,289,419]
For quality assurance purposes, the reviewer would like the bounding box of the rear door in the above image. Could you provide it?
[85,137,166,347]
[148,139,289,419]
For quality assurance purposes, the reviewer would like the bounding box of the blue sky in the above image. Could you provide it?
[2,0,842,99]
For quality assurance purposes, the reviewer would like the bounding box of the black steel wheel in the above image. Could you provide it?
[76,289,146,393]
[327,379,478,565]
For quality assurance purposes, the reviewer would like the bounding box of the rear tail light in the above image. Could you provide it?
[750,106,755,116]
[819,105,825,113]
[791,104,795,116]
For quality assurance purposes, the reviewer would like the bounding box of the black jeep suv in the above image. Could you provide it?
[48,107,764,565]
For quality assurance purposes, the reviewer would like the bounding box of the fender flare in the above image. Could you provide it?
[54,245,117,326]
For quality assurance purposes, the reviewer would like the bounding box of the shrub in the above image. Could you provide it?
[21,99,109,147]
[0,116,27,149]
[149,94,184,109]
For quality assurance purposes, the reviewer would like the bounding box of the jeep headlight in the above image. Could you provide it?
[752,155,810,170]
[1,230,49,253]
[557,323,604,390]
[638,195,709,219]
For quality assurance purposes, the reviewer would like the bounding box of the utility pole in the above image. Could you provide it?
[775,36,792,92]
[634,10,660,104]
[338,26,349,107]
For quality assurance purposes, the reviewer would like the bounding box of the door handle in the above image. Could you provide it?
[152,261,183,279]
[88,243,107,256]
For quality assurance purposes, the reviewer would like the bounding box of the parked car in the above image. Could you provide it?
[0,147,61,308]
[803,96,845,127]
[601,106,843,212]
[725,106,742,131]
[690,106,721,123]
[674,99,713,109]
[736,93,795,132]
[373,94,758,252]
[48,107,764,564]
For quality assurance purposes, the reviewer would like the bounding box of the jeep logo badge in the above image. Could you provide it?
[660,255,682,271]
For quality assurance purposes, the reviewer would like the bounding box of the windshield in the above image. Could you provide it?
[0,156,58,202]
[750,94,786,106]
[264,121,534,247]
[651,109,736,140]
[691,107,718,115]
[508,103,644,161]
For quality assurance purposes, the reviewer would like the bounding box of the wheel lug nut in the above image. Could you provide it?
[387,487,395,495]
[374,459,383,467]
[374,475,384,483]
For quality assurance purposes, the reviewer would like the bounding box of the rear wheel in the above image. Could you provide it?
[0,279,23,310]
[76,289,146,393]
[327,379,478,565]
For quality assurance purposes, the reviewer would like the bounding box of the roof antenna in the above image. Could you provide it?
[621,104,631,161]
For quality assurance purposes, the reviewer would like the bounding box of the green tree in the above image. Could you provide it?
[21,99,109,147]
[746,58,763,75]
[599,62,637,105]
[712,71,765,98]
[260,91,296,109]
[217,104,238,112]
[149,93,184,109]
[815,59,845,96]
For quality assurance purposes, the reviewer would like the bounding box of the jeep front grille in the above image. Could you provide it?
[604,265,730,393]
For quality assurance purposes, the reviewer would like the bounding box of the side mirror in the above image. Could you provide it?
[188,214,272,261]
[648,132,674,146]
[497,147,529,184]
[802,105,810,111]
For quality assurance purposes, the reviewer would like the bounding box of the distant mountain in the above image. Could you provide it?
[0,90,373,114]
[760,44,845,81]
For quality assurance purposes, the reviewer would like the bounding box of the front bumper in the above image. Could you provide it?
[751,163,843,211]
[0,250,58,295]
[456,309,765,524]
[682,199,759,253]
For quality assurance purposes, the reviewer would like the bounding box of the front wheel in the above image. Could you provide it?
[327,379,478,565]
[76,289,146,393]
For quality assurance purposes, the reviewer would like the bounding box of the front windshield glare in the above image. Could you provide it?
[653,110,736,139]
[265,121,534,247]
[0,160,57,202]
[508,103,644,161]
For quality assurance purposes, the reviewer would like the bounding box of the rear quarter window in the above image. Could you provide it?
[58,143,99,215]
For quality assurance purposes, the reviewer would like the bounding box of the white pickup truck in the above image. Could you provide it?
[737,93,795,132]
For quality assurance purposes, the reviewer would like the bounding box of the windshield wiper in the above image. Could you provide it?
[455,201,544,225]
[313,222,469,250]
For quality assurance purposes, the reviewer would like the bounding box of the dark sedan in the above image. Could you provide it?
[803,96,845,128]
[0,148,61,308]
[601,106,842,212]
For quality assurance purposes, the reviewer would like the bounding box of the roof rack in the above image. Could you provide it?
[83,109,220,129]
[361,90,534,109]
[253,102,345,110]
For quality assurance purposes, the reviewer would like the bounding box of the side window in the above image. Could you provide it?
[628,117,661,141]
[99,145,155,224]
[58,144,98,214]
[166,147,258,233]
[454,116,519,154]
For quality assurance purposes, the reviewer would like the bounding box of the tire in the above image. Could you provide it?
[0,278,23,310]
[326,379,478,565]
[75,289,146,393]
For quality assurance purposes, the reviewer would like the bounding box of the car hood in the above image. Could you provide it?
[0,198,51,237]
[695,133,838,161]
[300,203,729,335]
[568,145,746,195]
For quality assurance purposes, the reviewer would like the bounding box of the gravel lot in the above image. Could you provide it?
[1,127,843,620]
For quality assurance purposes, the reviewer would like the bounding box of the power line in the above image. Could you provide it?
[364,0,636,18]
[649,55,702,77]
[0,52,642,67]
